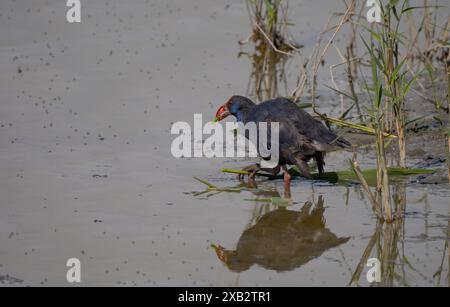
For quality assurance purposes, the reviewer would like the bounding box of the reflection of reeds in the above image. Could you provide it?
[349,220,407,286]
[434,228,449,287]
[244,0,298,54]
[241,0,301,101]
[239,41,288,101]
[349,183,407,286]
[348,224,380,286]
[350,183,450,286]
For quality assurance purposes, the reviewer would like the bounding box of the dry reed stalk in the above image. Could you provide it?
[376,129,393,223]
[344,0,364,121]
[310,3,356,114]
[254,22,293,57]
[351,158,383,220]
[393,183,407,219]
[379,221,403,286]
[329,49,346,114]
[291,15,334,101]
[350,217,406,286]
[423,0,433,60]
[346,46,363,121]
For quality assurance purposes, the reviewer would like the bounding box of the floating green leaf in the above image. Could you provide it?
[222,167,435,186]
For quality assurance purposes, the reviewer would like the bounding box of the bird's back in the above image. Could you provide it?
[246,98,350,151]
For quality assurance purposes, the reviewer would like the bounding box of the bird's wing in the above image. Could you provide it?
[245,110,318,163]
[256,98,351,149]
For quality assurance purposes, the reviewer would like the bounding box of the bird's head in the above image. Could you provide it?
[214,96,255,122]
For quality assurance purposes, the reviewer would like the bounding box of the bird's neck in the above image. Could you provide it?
[235,106,254,122]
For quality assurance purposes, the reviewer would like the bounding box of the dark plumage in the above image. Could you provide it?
[215,96,351,181]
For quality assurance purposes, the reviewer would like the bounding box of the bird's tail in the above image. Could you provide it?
[335,137,352,150]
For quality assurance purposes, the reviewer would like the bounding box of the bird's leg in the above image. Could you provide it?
[315,152,325,175]
[281,165,292,191]
[238,164,280,186]
[283,179,291,200]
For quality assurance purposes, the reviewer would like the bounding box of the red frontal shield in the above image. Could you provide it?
[215,105,228,121]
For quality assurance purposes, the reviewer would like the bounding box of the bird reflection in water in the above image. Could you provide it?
[212,195,349,272]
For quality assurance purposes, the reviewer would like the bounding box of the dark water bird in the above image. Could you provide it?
[215,96,351,185]
[212,196,349,272]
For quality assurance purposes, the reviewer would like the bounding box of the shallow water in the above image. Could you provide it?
[0,0,449,287]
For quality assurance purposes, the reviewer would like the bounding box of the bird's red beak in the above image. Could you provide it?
[214,104,230,122]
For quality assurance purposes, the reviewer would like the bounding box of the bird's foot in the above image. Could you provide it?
[237,164,260,183]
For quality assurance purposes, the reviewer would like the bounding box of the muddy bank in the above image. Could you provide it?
[333,70,450,186]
